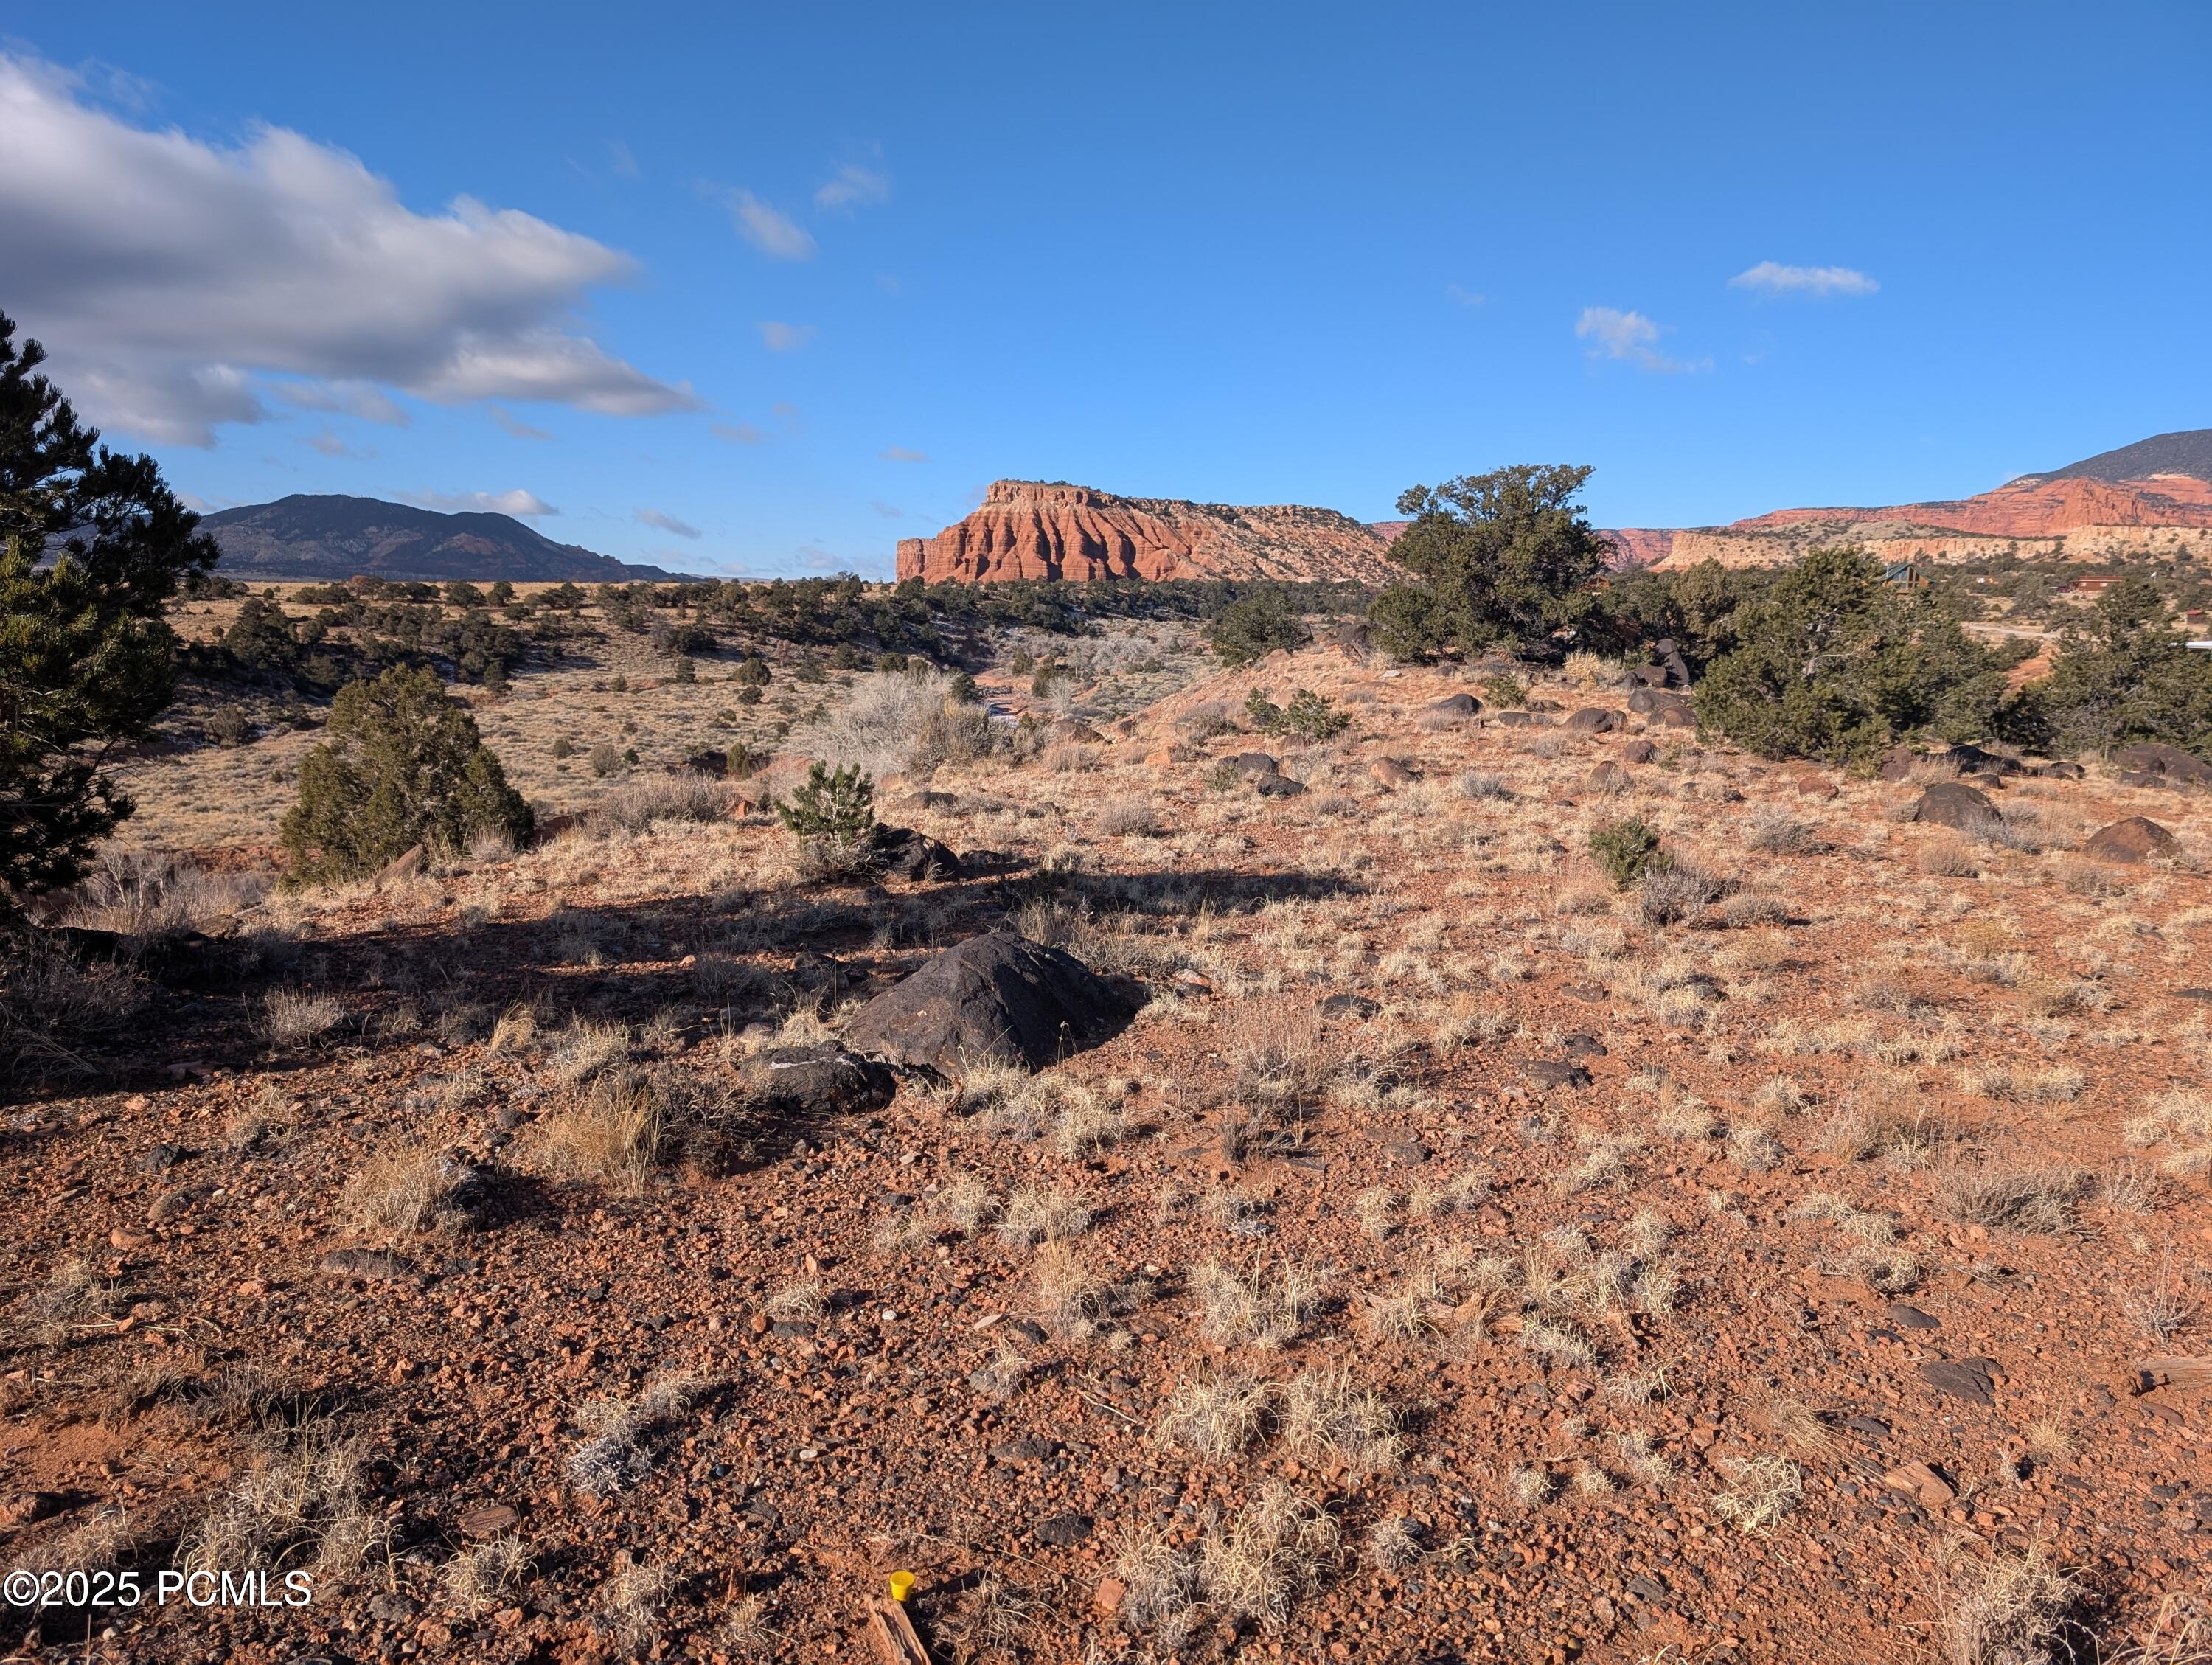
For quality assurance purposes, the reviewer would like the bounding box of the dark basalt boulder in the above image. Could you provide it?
[873,825,961,881]
[2113,743,2211,787]
[1250,771,1307,798]
[739,1044,897,1116]
[1566,708,1624,734]
[1910,782,2002,832]
[2081,816,2177,864]
[1427,692,1481,717]
[842,929,1137,1073]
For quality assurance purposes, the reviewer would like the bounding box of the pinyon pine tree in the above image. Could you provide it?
[1,312,218,908]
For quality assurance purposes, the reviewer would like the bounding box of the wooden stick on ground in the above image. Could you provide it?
[866,1597,931,1665]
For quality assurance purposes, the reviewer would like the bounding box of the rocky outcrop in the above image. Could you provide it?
[896,481,1402,585]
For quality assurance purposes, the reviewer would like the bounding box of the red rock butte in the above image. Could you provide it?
[896,479,1405,585]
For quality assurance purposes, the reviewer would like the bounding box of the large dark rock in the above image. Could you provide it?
[2114,743,2211,787]
[1877,746,1918,782]
[1650,704,1696,730]
[1938,743,2020,776]
[1427,692,1481,717]
[1232,751,1281,777]
[842,930,1135,1073]
[2081,816,2177,864]
[739,1044,896,1116]
[873,825,961,881]
[1566,707,1625,734]
[1910,782,2002,832]
[1250,771,1308,799]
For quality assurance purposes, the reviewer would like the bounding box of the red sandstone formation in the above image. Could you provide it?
[896,481,1403,585]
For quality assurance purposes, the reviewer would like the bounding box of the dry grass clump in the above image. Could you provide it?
[1932,1160,2084,1234]
[259,987,344,1046]
[802,669,987,778]
[585,771,736,834]
[58,849,265,938]
[1156,1369,1273,1459]
[1747,807,1818,854]
[1031,1240,1107,1338]
[1200,1486,1341,1632]
[997,1186,1094,1247]
[443,1535,532,1618]
[596,1557,681,1657]
[341,1147,459,1240]
[1096,796,1162,837]
[936,1571,1042,1662]
[566,1372,714,1498]
[1364,1515,1423,1572]
[183,1422,386,1582]
[1194,1256,1325,1349]
[1823,1092,1941,1164]
[2124,1091,2212,1176]
[1353,1185,1399,1240]
[1930,1535,2081,1665]
[1636,860,1728,926]
[1710,1453,1802,1535]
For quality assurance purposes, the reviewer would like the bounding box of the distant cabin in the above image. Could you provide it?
[1882,560,1928,588]
[2056,575,2126,599]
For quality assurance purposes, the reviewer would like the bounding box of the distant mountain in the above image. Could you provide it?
[1599,429,2212,572]
[201,495,688,583]
[2019,428,2212,486]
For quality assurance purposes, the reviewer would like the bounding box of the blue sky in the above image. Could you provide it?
[3,1,2207,574]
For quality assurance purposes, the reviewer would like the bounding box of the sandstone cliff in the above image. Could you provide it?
[896,481,1403,585]
[1622,429,2212,572]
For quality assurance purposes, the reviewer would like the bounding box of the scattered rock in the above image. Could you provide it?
[1033,1512,1093,1546]
[1886,1303,1941,1330]
[738,1045,897,1117]
[1882,1459,1957,1509]
[1845,1416,1892,1440]
[2081,816,2177,864]
[1318,993,1381,1021]
[1094,1577,1128,1619]
[873,825,961,881]
[1520,1060,1593,1091]
[844,929,1136,1073]
[1877,746,1918,782]
[1650,705,1695,729]
[1371,758,1418,788]
[1918,1358,1998,1406]
[0,1492,62,1527]
[895,790,959,813]
[1233,752,1281,777]
[1566,708,1625,734]
[375,844,427,886]
[1251,771,1307,798]
[1584,762,1632,793]
[2113,742,2212,787]
[989,1439,1055,1466]
[1496,710,1539,729]
[321,1248,413,1282]
[1621,740,1658,764]
[1427,693,1481,717]
[136,1142,188,1174]
[1910,782,2002,832]
[1559,1032,1608,1057]
[1382,1137,1430,1165]
[456,1503,521,1537]
[1794,775,1838,799]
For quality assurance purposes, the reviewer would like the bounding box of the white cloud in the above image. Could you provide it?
[1728,261,1878,298]
[635,507,701,539]
[489,406,552,440]
[815,163,890,211]
[1575,306,1710,374]
[401,487,557,518]
[1444,283,1484,307]
[0,54,697,447]
[303,426,373,459]
[710,420,765,445]
[608,139,640,180]
[273,379,409,425]
[878,445,928,463]
[757,321,816,353]
[718,187,816,259]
